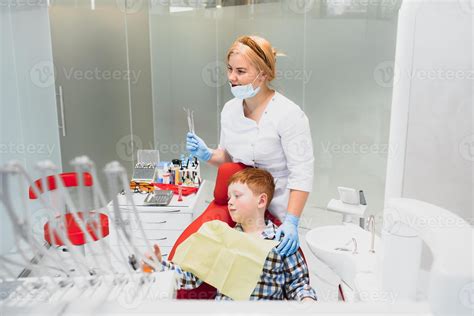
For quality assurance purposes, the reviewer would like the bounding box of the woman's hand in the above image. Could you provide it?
[275,213,300,257]
[186,132,212,161]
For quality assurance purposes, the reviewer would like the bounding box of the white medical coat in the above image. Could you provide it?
[219,91,314,221]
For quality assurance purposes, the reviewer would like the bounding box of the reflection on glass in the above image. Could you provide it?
[149,0,400,213]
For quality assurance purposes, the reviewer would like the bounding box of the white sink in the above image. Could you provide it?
[305,224,381,289]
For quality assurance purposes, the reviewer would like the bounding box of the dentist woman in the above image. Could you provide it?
[186,35,314,257]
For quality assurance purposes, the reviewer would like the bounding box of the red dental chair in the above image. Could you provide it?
[29,172,109,247]
[168,162,284,300]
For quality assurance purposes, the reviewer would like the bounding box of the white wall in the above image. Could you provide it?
[385,0,473,223]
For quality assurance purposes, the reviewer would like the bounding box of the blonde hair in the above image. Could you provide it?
[227,35,278,82]
[228,168,275,207]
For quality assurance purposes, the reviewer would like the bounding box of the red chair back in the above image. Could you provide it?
[168,163,284,299]
[29,172,93,199]
[29,172,109,247]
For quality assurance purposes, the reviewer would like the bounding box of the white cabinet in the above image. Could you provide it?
[103,181,208,263]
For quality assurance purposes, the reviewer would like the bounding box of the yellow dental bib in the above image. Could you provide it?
[172,220,279,300]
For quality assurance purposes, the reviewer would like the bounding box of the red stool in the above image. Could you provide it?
[29,172,109,247]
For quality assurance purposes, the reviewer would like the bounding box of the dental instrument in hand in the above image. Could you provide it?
[184,107,195,134]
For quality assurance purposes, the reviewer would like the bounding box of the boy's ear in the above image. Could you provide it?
[257,193,268,209]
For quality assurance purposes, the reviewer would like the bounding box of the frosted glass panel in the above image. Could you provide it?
[48,0,154,184]
[0,1,62,258]
[150,0,400,214]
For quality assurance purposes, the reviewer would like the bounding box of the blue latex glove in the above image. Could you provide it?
[275,213,300,257]
[186,132,212,161]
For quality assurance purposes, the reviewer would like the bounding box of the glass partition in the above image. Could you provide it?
[149,0,401,217]
[48,0,154,184]
[0,0,62,262]
[0,0,401,263]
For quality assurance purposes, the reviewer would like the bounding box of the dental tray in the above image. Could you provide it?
[154,183,198,196]
[143,190,174,206]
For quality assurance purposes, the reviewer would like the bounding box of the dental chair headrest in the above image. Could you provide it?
[213,163,248,205]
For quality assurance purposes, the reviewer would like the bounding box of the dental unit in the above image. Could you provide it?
[0,157,172,307]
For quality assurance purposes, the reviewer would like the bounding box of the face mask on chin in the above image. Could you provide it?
[229,73,261,99]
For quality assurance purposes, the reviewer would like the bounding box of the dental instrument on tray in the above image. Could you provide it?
[0,157,167,307]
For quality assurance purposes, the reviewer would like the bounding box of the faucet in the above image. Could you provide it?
[366,215,375,253]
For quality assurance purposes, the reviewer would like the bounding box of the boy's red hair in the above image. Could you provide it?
[228,168,275,206]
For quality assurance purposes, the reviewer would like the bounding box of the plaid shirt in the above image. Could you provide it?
[161,220,317,301]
